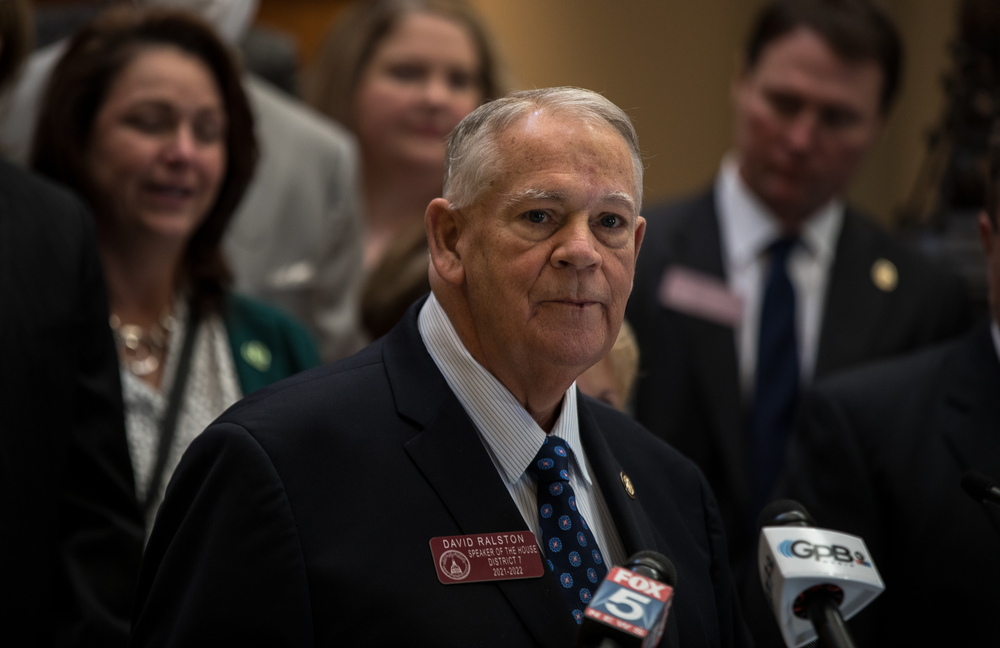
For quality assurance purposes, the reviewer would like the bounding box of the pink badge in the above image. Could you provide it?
[658,266,743,328]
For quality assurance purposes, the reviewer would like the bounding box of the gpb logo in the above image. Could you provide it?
[778,540,872,567]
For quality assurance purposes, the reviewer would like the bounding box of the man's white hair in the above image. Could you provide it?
[442,87,644,212]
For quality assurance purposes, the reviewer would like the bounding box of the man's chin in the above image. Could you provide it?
[528,334,611,373]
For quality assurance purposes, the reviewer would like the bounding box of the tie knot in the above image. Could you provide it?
[768,236,799,264]
[527,436,571,484]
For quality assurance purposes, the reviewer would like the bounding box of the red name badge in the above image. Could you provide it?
[430,532,545,584]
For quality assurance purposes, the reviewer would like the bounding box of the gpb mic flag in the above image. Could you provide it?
[758,500,884,648]
[577,551,676,648]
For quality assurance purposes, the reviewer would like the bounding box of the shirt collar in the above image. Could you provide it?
[717,155,844,269]
[417,293,592,485]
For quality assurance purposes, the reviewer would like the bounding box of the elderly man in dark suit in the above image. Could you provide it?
[626,0,970,575]
[0,2,143,646]
[130,87,753,647]
[773,127,1000,646]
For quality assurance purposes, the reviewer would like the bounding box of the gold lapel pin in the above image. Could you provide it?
[871,258,898,292]
[620,472,636,499]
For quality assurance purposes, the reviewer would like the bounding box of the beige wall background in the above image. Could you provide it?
[466,0,960,224]
[252,0,961,225]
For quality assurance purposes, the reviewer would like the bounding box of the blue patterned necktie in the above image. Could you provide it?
[527,435,608,625]
[749,236,800,519]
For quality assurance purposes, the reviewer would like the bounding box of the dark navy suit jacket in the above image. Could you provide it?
[770,322,1000,646]
[626,188,972,571]
[0,160,143,646]
[131,298,754,648]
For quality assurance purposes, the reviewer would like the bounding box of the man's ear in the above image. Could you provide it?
[426,197,466,286]
[633,215,647,264]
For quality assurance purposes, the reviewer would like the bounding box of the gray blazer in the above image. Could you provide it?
[224,76,365,362]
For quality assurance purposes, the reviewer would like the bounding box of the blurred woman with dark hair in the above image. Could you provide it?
[32,7,320,525]
[307,0,505,338]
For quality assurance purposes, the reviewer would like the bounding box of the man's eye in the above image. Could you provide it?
[820,107,860,130]
[767,92,802,118]
[600,214,621,228]
[525,210,547,223]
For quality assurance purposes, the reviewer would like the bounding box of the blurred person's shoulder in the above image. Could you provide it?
[243,73,356,156]
[807,332,968,418]
[840,205,965,287]
[0,40,68,164]
[0,158,91,232]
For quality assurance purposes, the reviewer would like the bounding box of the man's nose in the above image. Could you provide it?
[786,111,819,152]
[551,217,602,269]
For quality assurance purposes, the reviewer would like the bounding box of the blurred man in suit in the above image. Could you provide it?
[626,0,970,574]
[131,87,753,648]
[0,2,144,645]
[774,123,1000,646]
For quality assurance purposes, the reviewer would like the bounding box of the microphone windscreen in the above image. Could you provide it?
[961,470,996,503]
[757,499,816,530]
[625,551,677,587]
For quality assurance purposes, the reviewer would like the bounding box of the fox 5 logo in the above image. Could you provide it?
[590,568,670,629]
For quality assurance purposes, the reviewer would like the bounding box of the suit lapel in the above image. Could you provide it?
[672,193,748,517]
[577,398,657,556]
[577,397,682,648]
[815,211,885,377]
[384,303,580,646]
[0,189,8,353]
[0,191,9,486]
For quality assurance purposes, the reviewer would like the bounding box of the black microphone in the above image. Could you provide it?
[758,500,885,648]
[960,470,1000,507]
[576,551,677,648]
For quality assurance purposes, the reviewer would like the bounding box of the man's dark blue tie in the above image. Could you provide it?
[749,236,799,519]
[527,435,608,625]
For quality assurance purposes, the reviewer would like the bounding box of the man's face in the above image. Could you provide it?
[456,111,645,376]
[734,27,885,226]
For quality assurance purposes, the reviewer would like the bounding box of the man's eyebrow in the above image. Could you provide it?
[602,191,637,212]
[502,189,637,212]
[503,189,565,208]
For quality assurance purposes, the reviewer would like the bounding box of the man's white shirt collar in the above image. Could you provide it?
[417,293,592,486]
[717,155,842,271]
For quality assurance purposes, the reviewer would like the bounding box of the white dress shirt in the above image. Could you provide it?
[716,156,844,397]
[418,293,628,567]
[122,296,242,534]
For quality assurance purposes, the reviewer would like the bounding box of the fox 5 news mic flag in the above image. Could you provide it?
[579,552,676,648]
[759,524,885,647]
